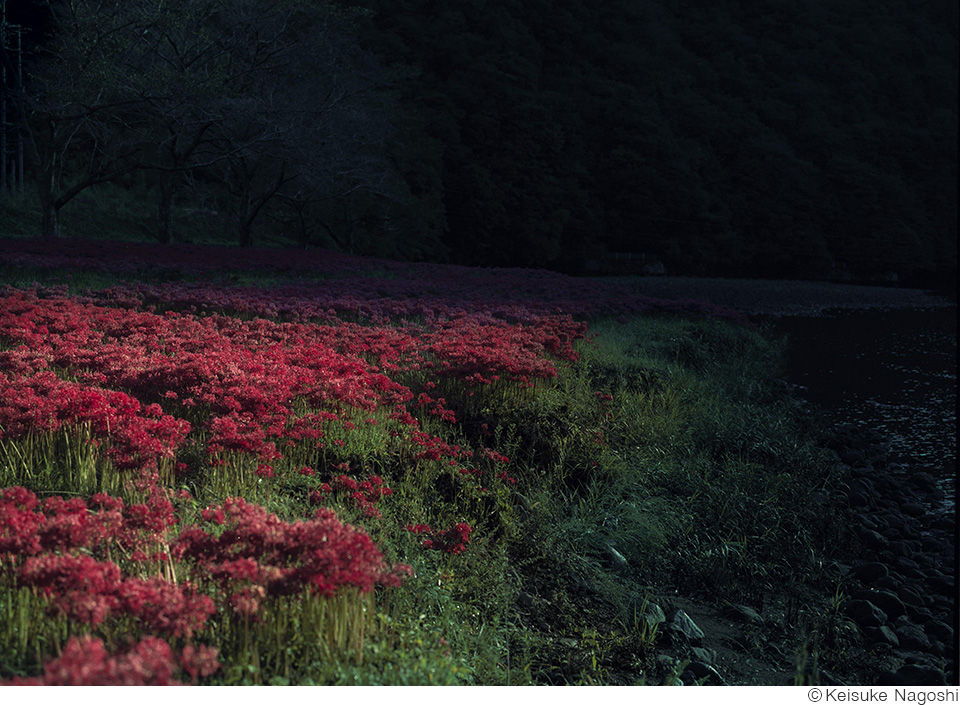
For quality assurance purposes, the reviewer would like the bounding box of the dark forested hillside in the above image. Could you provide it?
[353,0,957,280]
[2,0,956,281]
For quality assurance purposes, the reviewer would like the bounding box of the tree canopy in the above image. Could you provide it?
[3,0,956,281]
[353,0,957,279]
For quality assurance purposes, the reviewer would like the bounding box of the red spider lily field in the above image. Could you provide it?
[0,237,878,685]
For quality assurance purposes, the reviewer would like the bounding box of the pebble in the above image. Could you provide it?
[894,620,932,652]
[682,661,724,685]
[864,625,899,648]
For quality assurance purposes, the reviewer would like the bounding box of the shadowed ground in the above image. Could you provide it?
[605,276,952,317]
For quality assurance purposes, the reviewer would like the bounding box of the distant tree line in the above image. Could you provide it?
[2,0,957,280]
[1,0,441,260]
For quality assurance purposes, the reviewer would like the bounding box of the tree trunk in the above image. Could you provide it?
[156,177,174,243]
[297,208,309,249]
[38,174,61,238]
[238,217,253,247]
[40,203,61,238]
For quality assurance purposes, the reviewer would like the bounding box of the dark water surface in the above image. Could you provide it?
[765,306,957,512]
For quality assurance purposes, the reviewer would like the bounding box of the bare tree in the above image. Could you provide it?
[11,1,169,237]
[203,0,408,247]
[11,0,407,247]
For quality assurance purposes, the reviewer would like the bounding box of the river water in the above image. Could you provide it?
[765,306,957,513]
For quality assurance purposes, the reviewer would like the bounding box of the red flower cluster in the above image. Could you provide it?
[0,289,560,479]
[1,635,220,686]
[17,553,214,636]
[328,474,393,518]
[173,497,410,611]
[0,369,189,470]
[404,522,472,555]
[1,485,176,566]
[1,487,213,637]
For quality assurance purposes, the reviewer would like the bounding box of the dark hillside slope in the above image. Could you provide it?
[353,0,957,279]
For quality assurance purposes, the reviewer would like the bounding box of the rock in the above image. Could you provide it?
[884,664,947,686]
[860,529,889,551]
[656,653,678,668]
[893,555,922,575]
[907,606,935,624]
[927,570,956,596]
[874,575,901,591]
[847,477,878,505]
[641,602,667,630]
[899,502,925,518]
[923,619,954,644]
[906,472,939,493]
[845,600,888,628]
[864,625,899,648]
[667,610,705,647]
[932,516,955,532]
[894,621,932,651]
[883,510,910,531]
[931,595,953,615]
[852,562,889,583]
[683,661,724,685]
[852,590,906,620]
[922,489,944,505]
[721,603,764,625]
[689,647,717,665]
[898,587,925,608]
[605,543,629,571]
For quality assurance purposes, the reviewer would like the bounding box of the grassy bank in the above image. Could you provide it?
[0,250,862,685]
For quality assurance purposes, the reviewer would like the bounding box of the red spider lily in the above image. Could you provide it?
[173,497,409,606]
[404,522,472,555]
[1,486,173,564]
[16,552,216,635]
[118,577,215,639]
[19,553,123,626]
[0,635,220,686]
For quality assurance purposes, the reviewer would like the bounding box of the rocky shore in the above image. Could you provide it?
[826,424,957,685]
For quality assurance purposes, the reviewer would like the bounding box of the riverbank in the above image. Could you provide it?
[604,275,953,317]
[600,275,957,685]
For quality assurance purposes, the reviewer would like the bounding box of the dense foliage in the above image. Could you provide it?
[2,0,956,279]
